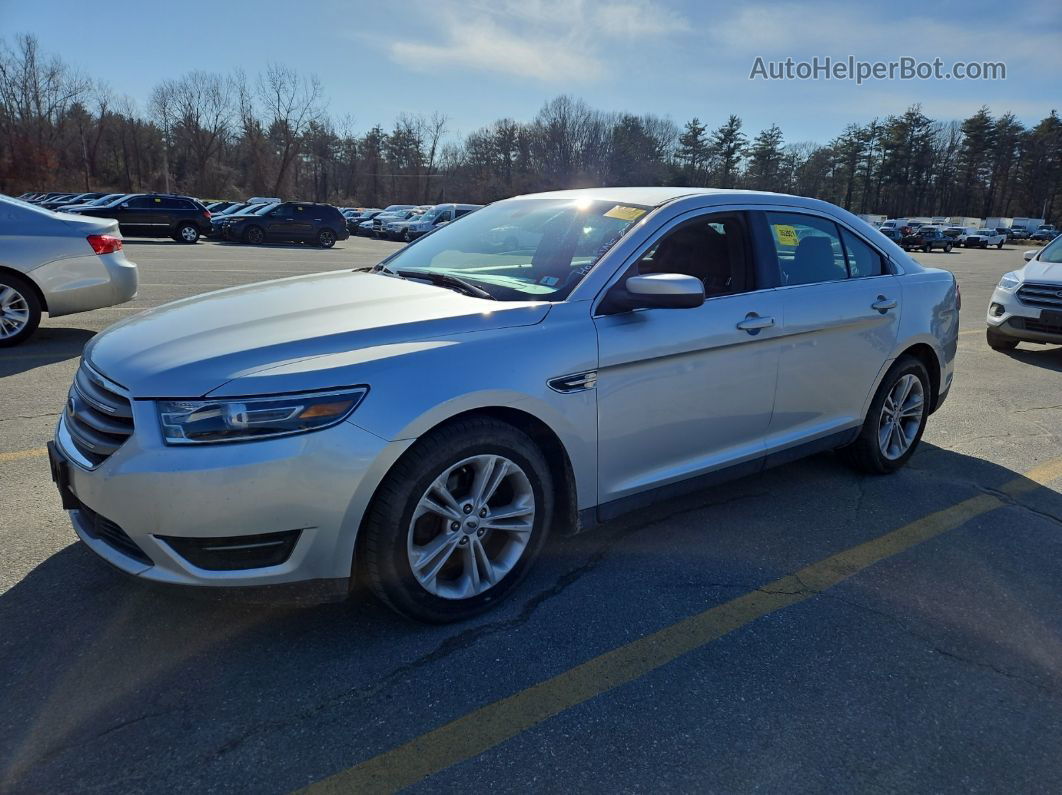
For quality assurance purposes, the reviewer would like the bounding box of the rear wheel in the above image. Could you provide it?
[317,228,336,248]
[0,272,42,347]
[175,223,200,244]
[361,417,553,623]
[923,245,930,253]
[997,241,1004,249]
[839,356,930,474]
[986,327,1018,351]
[243,225,265,245]
[944,243,952,253]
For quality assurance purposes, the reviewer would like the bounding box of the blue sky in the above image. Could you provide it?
[2,0,1059,144]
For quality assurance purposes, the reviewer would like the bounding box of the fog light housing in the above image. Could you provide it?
[158,529,302,571]
[989,303,1005,317]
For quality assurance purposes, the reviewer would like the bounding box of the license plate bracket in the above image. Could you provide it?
[47,441,79,510]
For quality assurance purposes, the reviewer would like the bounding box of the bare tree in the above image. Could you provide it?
[257,63,321,196]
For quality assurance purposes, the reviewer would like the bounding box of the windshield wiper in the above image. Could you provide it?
[393,269,496,300]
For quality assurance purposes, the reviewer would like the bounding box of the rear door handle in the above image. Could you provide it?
[736,313,775,334]
[871,296,897,313]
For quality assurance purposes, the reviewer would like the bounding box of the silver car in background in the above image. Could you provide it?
[0,194,138,345]
[49,188,958,622]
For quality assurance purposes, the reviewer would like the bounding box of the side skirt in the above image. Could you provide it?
[578,427,859,530]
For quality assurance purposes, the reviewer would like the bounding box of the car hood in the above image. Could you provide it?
[84,270,551,398]
[1022,259,1062,283]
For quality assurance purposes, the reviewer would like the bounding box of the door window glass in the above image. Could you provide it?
[841,229,885,277]
[635,213,751,296]
[765,212,847,286]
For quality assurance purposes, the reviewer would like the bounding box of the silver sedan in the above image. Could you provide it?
[0,194,138,345]
[50,188,958,622]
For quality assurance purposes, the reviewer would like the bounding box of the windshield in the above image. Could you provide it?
[1038,235,1062,262]
[379,197,650,301]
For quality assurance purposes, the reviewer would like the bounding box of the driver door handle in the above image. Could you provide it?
[736,314,775,333]
[871,296,897,313]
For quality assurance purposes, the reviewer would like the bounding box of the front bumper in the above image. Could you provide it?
[30,250,138,318]
[53,403,412,590]
[986,284,1062,343]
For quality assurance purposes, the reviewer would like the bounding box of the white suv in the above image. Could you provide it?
[986,235,1062,350]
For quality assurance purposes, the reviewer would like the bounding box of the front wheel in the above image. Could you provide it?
[0,272,42,347]
[923,245,931,253]
[243,225,265,245]
[838,356,930,474]
[317,229,336,248]
[944,244,953,253]
[361,417,553,623]
[997,241,1004,249]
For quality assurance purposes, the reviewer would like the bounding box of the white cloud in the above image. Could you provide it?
[391,17,603,82]
[387,0,690,83]
[593,1,691,38]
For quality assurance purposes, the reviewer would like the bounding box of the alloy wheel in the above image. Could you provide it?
[0,284,30,339]
[878,374,924,460]
[180,225,198,242]
[407,454,535,600]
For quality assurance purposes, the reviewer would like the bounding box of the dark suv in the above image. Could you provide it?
[900,226,953,253]
[69,193,212,243]
[224,201,349,248]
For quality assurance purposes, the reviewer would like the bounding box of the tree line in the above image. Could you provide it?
[1,34,1059,222]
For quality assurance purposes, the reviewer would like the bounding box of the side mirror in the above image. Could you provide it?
[603,273,705,313]
[1024,250,1037,262]
[120,203,129,208]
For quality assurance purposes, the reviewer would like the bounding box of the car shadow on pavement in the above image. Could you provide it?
[0,328,94,377]
[2,443,1061,790]
[1005,345,1062,373]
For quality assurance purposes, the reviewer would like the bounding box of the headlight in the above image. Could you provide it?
[157,387,368,444]
[998,272,1021,290]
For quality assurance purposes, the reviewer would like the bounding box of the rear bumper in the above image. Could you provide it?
[29,251,138,317]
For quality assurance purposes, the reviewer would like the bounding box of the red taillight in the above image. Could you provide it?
[87,234,122,255]
[203,211,211,219]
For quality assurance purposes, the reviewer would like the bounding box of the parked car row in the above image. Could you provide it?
[15,191,487,248]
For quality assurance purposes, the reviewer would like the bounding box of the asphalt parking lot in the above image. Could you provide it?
[2,239,1061,792]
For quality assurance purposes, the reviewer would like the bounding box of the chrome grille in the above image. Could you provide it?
[1017,282,1062,310]
[65,363,134,466]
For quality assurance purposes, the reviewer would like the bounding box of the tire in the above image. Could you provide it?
[361,417,554,623]
[317,228,336,248]
[403,229,412,243]
[923,245,930,253]
[986,327,1018,351]
[944,244,952,253]
[0,271,43,347]
[175,223,200,244]
[243,225,265,245]
[997,241,1003,249]
[838,356,930,474]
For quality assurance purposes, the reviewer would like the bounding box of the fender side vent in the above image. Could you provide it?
[548,371,597,393]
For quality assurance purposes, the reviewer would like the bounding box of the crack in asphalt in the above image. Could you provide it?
[977,485,1062,529]
[820,591,1062,701]
[204,488,772,761]
[0,412,60,423]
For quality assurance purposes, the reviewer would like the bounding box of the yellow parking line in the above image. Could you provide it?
[0,447,48,463]
[305,455,1062,794]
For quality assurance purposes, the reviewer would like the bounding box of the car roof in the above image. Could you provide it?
[510,186,849,210]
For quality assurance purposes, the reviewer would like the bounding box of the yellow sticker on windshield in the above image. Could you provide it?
[154,197,161,203]
[604,205,647,222]
[773,224,799,247]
